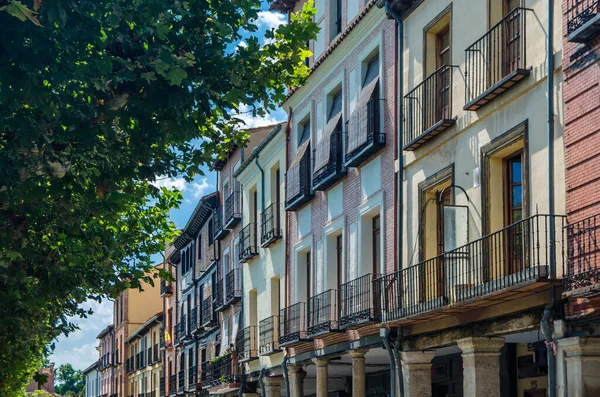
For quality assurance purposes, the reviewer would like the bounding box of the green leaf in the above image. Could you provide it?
[165,66,187,86]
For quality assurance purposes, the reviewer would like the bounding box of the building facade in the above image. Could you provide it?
[84,362,100,397]
[125,313,163,397]
[97,325,116,397]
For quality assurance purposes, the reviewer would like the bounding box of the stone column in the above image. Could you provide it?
[263,376,284,397]
[557,337,600,397]
[400,350,435,397]
[288,364,307,397]
[313,357,329,397]
[350,350,368,397]
[457,337,505,397]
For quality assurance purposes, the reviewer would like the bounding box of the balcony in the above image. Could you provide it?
[188,365,197,390]
[307,289,341,338]
[174,323,182,346]
[345,98,386,167]
[567,0,600,42]
[225,268,242,305]
[259,315,282,355]
[201,355,240,390]
[312,130,346,191]
[239,223,258,262]
[339,273,380,329]
[224,191,242,229]
[279,302,312,347]
[189,307,198,333]
[179,314,188,342]
[160,330,165,349]
[214,280,225,312]
[153,344,159,363]
[285,142,313,211]
[237,326,259,363]
[177,370,185,394]
[160,377,165,397]
[564,213,600,297]
[214,206,228,240]
[403,66,457,151]
[147,347,152,365]
[201,296,217,328]
[464,7,532,111]
[169,374,176,396]
[260,203,282,247]
[376,214,565,325]
[160,280,173,297]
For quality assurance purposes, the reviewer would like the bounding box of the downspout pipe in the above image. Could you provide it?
[382,328,398,397]
[259,367,267,397]
[254,149,265,212]
[282,355,291,397]
[542,1,556,397]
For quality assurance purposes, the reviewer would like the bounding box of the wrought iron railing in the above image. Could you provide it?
[239,223,258,261]
[214,280,224,311]
[260,203,282,246]
[225,268,242,304]
[376,214,565,322]
[180,314,187,339]
[160,376,165,397]
[340,273,380,328]
[259,315,281,355]
[147,347,152,365]
[307,289,339,336]
[189,307,198,332]
[465,7,531,106]
[201,355,240,389]
[279,302,309,346]
[224,191,242,227]
[213,206,226,239]
[567,0,600,36]
[345,98,385,166]
[153,344,159,363]
[201,296,215,326]
[285,143,312,210]
[403,66,457,149]
[160,330,165,349]
[313,130,345,191]
[169,375,176,396]
[564,213,600,292]
[174,322,181,344]
[177,370,185,393]
[160,280,173,296]
[188,365,197,388]
[237,326,259,362]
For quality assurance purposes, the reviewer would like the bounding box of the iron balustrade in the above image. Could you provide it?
[260,203,282,247]
[279,302,310,346]
[160,377,165,397]
[201,296,215,327]
[564,213,600,293]
[225,268,242,304]
[237,326,259,362]
[174,322,181,344]
[147,347,152,365]
[160,331,165,349]
[345,98,386,167]
[213,206,227,240]
[259,315,281,355]
[200,361,211,386]
[376,214,565,323]
[214,280,224,311]
[189,307,198,332]
[169,375,176,396]
[239,223,258,261]
[464,7,531,110]
[307,289,340,337]
[339,273,380,328]
[177,370,185,393]
[285,143,313,211]
[403,66,457,150]
[160,280,173,296]
[224,191,242,228]
[153,344,159,363]
[201,355,239,389]
[567,0,600,40]
[188,365,197,388]
[180,314,187,339]
[312,130,346,191]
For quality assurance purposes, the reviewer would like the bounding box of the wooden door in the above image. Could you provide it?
[436,27,452,122]
[503,0,522,75]
[505,152,524,275]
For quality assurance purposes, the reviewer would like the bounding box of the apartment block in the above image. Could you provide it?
[96,325,116,397]
[125,313,163,397]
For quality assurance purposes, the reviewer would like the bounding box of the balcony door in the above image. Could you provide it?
[504,151,524,275]
[435,26,451,122]
[503,0,522,75]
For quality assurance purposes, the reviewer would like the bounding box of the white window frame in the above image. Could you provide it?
[356,191,385,276]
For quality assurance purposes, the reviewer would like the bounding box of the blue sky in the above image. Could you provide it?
[50,3,290,371]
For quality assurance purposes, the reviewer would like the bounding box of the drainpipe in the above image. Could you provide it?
[259,367,267,397]
[254,150,265,212]
[382,328,397,397]
[542,1,556,396]
[381,1,405,396]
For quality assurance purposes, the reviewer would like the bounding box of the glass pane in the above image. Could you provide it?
[329,91,342,119]
[512,161,522,183]
[512,185,522,207]
[299,121,310,145]
[363,56,379,87]
[443,205,469,252]
[512,209,522,223]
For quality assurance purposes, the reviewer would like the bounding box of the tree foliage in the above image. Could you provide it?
[0,0,317,394]
[54,364,84,397]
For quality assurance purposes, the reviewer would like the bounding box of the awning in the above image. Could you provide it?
[347,76,379,154]
[314,113,342,171]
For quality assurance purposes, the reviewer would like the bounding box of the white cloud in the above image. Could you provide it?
[237,40,248,49]
[51,342,99,371]
[151,176,187,191]
[255,11,286,31]
[189,177,213,200]
[236,103,286,129]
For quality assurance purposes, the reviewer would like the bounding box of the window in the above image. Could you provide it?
[331,0,342,39]
[298,118,310,147]
[208,219,214,244]
[197,234,202,260]
[372,215,380,275]
[329,90,343,120]
[363,56,379,87]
